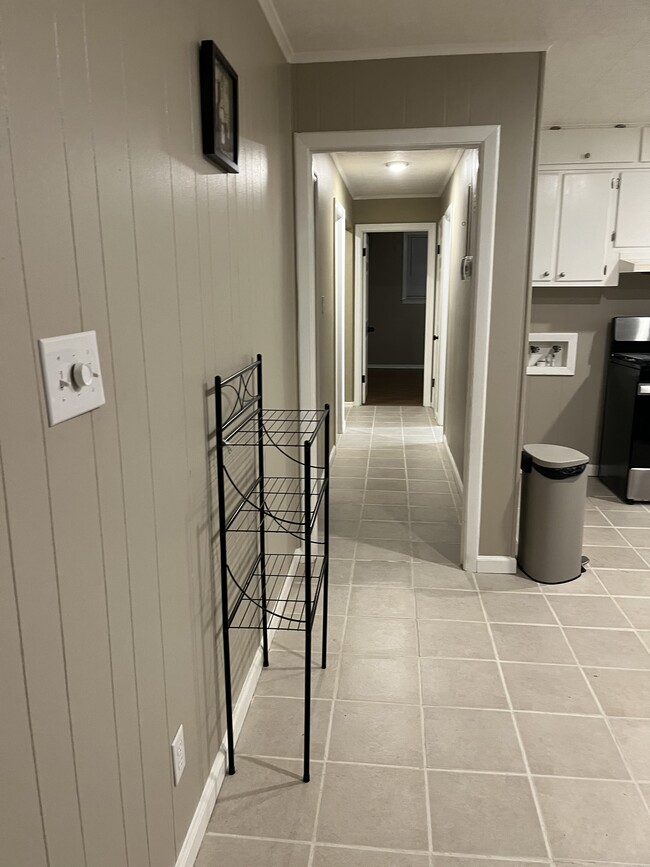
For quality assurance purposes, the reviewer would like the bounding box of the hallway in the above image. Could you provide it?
[198,407,650,867]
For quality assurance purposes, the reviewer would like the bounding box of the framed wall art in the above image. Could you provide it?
[199,40,239,173]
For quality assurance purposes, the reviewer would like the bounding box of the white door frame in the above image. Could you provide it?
[353,222,436,408]
[433,204,453,426]
[334,200,346,435]
[294,126,500,573]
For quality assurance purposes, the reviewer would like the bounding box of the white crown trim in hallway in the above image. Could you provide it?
[295,126,501,573]
[174,556,301,867]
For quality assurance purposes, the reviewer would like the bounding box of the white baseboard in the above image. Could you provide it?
[174,556,300,867]
[475,555,518,574]
[443,435,464,494]
[588,463,600,476]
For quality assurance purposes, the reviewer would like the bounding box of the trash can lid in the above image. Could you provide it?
[523,443,589,469]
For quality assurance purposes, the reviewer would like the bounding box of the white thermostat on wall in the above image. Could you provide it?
[38,330,105,426]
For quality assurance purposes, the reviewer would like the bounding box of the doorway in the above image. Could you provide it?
[294,126,500,572]
[354,222,437,408]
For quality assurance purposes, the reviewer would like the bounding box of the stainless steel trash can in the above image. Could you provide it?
[518,444,589,584]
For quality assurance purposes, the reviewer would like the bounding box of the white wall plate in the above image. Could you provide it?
[527,332,577,376]
[38,331,105,425]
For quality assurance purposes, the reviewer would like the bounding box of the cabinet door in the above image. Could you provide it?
[540,128,641,164]
[532,173,561,281]
[615,171,650,248]
[556,173,615,282]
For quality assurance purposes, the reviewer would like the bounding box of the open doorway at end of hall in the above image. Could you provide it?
[364,230,427,406]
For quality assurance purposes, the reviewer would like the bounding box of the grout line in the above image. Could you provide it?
[473,590,555,862]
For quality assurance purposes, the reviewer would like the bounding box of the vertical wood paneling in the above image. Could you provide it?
[0,454,48,867]
[2,0,296,863]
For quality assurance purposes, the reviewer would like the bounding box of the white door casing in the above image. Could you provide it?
[433,205,452,426]
[294,126,501,573]
[334,200,346,434]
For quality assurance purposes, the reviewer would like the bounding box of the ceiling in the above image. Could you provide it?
[331,149,462,199]
[260,0,650,124]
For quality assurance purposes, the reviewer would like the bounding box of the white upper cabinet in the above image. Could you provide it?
[531,173,561,281]
[540,128,641,165]
[615,171,650,248]
[556,173,616,282]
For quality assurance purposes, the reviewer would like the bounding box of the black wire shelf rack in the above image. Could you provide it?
[215,355,330,784]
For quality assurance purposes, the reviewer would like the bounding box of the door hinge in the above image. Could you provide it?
[432,378,435,387]
[436,244,441,254]
[611,231,616,242]
[604,265,608,275]
[362,374,366,383]
[362,247,367,257]
[611,177,620,190]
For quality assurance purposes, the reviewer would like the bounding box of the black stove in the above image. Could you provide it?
[600,317,650,501]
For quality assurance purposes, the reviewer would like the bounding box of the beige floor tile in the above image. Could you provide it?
[330,489,364,504]
[355,539,412,561]
[363,489,408,504]
[564,627,650,668]
[602,510,650,527]
[411,540,460,565]
[367,467,407,479]
[343,615,418,656]
[328,700,423,766]
[274,615,345,654]
[582,545,648,569]
[330,538,357,559]
[547,595,629,628]
[620,527,650,547]
[197,836,310,867]
[330,519,360,538]
[351,560,412,587]
[368,456,405,467]
[329,559,353,584]
[366,478,408,491]
[409,475,449,489]
[614,595,650,629]
[412,561,475,590]
[331,477,365,490]
[583,510,612,527]
[411,522,461,543]
[207,756,321,840]
[641,783,650,808]
[314,848,429,867]
[326,585,350,616]
[415,589,485,622]
[255,651,339,699]
[420,658,508,708]
[482,593,555,624]
[541,569,606,595]
[502,663,598,713]
[491,623,573,664]
[327,502,362,521]
[418,619,494,659]
[409,485,453,501]
[516,713,629,779]
[338,655,421,704]
[584,667,650,716]
[591,496,642,512]
[348,586,415,618]
[428,771,547,858]
[582,526,628,546]
[424,707,524,772]
[433,859,545,867]
[611,718,650,779]
[475,572,540,593]
[641,630,650,651]
[316,763,429,851]
[362,504,409,521]
[236,696,331,760]
[535,777,650,863]
[595,568,650,595]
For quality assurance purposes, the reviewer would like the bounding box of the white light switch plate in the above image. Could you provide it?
[171,725,186,785]
[38,331,105,426]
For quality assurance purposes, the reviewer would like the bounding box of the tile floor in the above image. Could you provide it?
[199,406,650,866]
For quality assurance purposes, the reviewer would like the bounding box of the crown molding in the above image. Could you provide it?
[257,0,295,62]
[291,41,549,65]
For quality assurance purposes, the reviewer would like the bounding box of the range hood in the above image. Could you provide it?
[619,255,650,273]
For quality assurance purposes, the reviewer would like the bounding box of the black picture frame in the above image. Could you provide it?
[199,40,239,173]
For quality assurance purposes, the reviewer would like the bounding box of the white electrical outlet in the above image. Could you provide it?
[171,725,186,786]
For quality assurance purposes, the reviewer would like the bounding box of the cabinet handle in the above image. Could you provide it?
[558,271,566,278]
[543,271,550,277]
[583,152,591,159]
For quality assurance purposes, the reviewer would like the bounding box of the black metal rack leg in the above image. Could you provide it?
[257,355,270,667]
[303,438,312,783]
[322,403,330,670]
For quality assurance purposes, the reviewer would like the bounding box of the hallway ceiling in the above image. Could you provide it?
[331,149,462,199]
[261,0,650,124]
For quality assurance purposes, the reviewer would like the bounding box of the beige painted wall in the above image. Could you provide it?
[355,197,441,224]
[367,233,426,366]
[313,153,354,433]
[0,1,295,865]
[524,274,650,460]
[293,54,543,556]
[440,150,479,480]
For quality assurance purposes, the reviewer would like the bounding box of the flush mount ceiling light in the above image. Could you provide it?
[385,160,409,173]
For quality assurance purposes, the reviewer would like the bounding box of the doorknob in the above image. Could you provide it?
[367,325,375,333]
